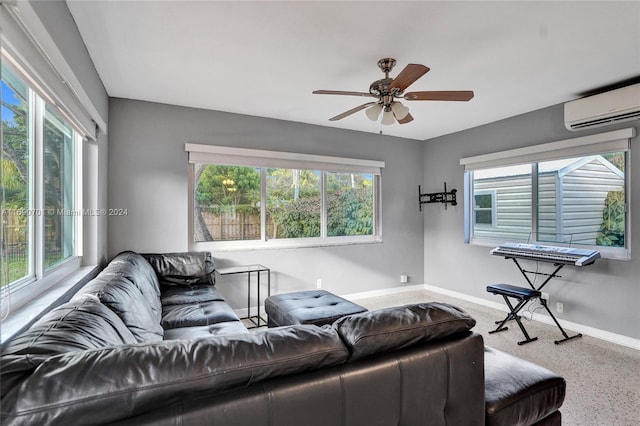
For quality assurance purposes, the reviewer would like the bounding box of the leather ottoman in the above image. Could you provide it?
[265,289,368,327]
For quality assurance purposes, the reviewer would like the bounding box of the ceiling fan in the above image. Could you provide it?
[313,58,474,125]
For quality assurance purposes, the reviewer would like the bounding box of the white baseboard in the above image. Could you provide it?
[422,284,640,351]
[342,284,427,301]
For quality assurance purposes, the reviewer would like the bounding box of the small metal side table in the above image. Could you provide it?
[216,264,270,328]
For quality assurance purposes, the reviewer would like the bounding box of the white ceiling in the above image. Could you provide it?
[66,1,640,141]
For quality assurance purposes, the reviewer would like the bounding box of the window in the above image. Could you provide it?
[266,168,321,239]
[472,165,532,240]
[187,144,383,249]
[1,59,81,289]
[194,164,261,242]
[326,171,374,237]
[473,191,496,226]
[461,129,633,259]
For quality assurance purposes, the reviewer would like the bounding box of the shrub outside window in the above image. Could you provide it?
[326,172,374,237]
[44,106,76,269]
[266,168,321,239]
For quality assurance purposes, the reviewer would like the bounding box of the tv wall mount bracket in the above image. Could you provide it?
[418,183,457,211]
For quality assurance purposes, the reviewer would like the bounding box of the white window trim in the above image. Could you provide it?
[460,128,634,170]
[461,129,634,260]
[0,2,101,137]
[1,59,84,315]
[185,143,384,173]
[186,144,384,251]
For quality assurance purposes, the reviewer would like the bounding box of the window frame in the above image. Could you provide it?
[1,53,83,301]
[461,128,634,260]
[186,144,384,251]
[473,190,497,228]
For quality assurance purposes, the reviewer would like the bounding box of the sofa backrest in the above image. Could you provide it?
[0,325,349,426]
[73,251,163,342]
[142,251,215,286]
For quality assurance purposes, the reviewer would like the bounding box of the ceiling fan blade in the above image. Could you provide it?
[329,102,377,121]
[404,91,475,101]
[313,90,375,98]
[396,113,414,124]
[388,64,430,92]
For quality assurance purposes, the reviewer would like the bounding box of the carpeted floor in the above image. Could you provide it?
[352,289,640,426]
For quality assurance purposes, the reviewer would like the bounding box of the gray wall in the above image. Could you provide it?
[422,105,640,339]
[108,98,425,308]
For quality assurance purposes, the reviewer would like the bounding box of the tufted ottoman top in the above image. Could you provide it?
[265,290,368,327]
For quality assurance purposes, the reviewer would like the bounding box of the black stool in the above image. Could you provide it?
[486,283,540,345]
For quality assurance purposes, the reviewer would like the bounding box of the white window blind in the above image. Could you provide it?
[185,143,385,174]
[1,4,96,139]
[460,128,635,171]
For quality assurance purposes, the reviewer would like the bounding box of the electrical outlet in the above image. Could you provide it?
[556,302,564,314]
[316,279,322,289]
[541,292,549,301]
[400,275,408,283]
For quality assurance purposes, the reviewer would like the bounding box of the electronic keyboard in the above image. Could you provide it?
[491,242,600,266]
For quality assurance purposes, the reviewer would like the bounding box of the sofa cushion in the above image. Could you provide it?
[161,284,225,306]
[143,251,215,286]
[161,300,240,329]
[163,321,248,340]
[74,251,163,342]
[333,302,476,360]
[0,325,349,426]
[2,295,137,357]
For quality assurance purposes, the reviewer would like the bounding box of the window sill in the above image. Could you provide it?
[0,264,100,344]
[467,239,631,261]
[194,236,383,252]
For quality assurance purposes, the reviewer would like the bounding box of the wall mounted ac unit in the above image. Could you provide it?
[564,83,640,131]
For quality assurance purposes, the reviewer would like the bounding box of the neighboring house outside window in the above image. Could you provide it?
[473,191,496,227]
[461,129,632,260]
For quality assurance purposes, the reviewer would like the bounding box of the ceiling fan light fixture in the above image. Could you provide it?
[312,58,474,125]
[381,108,395,125]
[365,103,383,121]
[391,101,410,120]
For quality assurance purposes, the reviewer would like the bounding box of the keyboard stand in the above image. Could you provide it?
[489,258,583,345]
